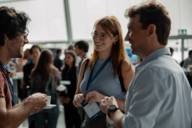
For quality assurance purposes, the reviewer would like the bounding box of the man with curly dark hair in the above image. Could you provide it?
[0,6,47,128]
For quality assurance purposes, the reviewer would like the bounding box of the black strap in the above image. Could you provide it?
[81,58,126,92]
[82,58,89,79]
[118,61,126,92]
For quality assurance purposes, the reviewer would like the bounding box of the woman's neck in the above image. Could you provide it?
[98,50,111,60]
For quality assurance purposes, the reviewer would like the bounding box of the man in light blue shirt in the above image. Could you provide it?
[100,1,192,128]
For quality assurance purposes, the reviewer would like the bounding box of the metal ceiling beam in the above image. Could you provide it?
[63,0,73,44]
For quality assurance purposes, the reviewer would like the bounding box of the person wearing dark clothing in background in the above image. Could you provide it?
[29,50,60,128]
[54,49,63,71]
[59,50,81,128]
[22,45,41,99]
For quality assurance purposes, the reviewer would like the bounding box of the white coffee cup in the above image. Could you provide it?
[47,96,51,105]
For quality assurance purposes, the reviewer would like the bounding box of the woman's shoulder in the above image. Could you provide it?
[81,58,90,65]
[121,59,133,69]
[80,58,91,70]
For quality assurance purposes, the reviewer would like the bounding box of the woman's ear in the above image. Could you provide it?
[147,24,156,36]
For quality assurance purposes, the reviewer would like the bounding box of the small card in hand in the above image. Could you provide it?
[83,102,101,119]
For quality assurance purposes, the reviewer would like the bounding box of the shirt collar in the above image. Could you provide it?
[137,47,171,69]
[0,61,10,75]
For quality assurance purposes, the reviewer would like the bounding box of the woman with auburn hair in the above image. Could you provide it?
[73,16,134,128]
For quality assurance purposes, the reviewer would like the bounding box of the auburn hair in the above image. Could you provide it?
[91,16,128,75]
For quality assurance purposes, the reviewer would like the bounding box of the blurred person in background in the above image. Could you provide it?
[59,50,81,128]
[0,6,47,128]
[54,49,63,71]
[22,45,41,99]
[29,50,60,128]
[182,50,192,71]
[74,40,89,71]
[16,48,31,100]
[23,48,32,65]
[67,44,75,51]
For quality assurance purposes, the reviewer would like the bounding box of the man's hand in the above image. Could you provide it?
[100,96,118,114]
[24,93,48,113]
[85,91,105,103]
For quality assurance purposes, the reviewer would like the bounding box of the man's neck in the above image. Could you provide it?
[140,40,165,59]
[0,48,11,64]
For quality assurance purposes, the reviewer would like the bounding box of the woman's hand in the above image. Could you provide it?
[73,93,85,107]
[85,91,105,103]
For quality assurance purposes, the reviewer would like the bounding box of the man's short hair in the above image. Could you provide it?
[188,50,192,57]
[0,6,30,46]
[126,1,171,45]
[74,40,89,53]
[56,49,62,55]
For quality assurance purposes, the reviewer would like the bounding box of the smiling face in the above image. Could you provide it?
[125,15,148,56]
[92,25,117,53]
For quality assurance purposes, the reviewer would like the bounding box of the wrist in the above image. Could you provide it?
[107,105,120,118]
[107,105,124,128]
[22,97,33,115]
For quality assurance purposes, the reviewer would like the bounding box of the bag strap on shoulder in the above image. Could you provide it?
[118,60,126,92]
[82,58,89,78]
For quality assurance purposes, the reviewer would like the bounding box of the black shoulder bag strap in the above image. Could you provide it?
[118,60,126,92]
[82,58,89,79]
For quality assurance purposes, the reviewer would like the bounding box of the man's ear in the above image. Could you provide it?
[147,24,156,36]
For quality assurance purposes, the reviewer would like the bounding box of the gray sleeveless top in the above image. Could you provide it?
[80,59,126,100]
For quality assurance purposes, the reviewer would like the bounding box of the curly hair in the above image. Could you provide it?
[0,6,30,46]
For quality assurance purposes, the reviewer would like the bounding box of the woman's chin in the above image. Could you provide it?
[95,47,104,52]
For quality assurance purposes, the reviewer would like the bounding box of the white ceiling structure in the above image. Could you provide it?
[0,0,191,43]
